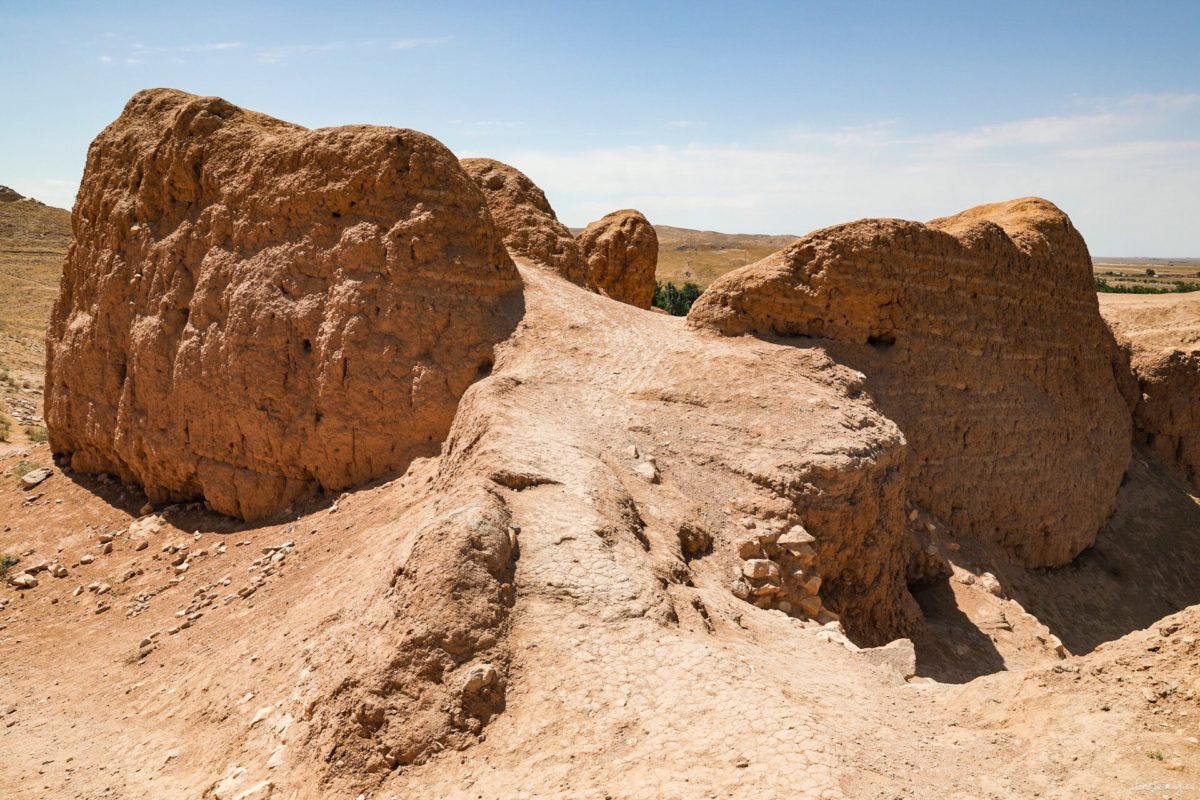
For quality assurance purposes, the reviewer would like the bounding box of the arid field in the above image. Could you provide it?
[1,86,1199,800]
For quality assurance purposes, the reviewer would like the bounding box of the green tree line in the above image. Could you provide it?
[652,281,703,316]
[1095,277,1200,294]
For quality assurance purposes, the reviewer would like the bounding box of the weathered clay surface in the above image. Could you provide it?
[10,155,1200,800]
[10,257,1197,800]
[306,475,517,774]
[577,209,658,308]
[689,198,1131,565]
[459,157,585,283]
[449,266,923,644]
[317,264,932,778]
[44,89,522,519]
[1101,292,1200,490]
[21,89,1200,800]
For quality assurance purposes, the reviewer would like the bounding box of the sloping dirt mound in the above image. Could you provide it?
[2,261,937,799]
[6,433,1197,799]
[689,198,1131,566]
[452,264,925,644]
[460,157,586,284]
[1101,292,1200,491]
[926,607,1200,797]
[578,208,658,308]
[44,89,522,519]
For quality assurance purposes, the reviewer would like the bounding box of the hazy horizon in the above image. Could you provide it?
[3,0,1198,256]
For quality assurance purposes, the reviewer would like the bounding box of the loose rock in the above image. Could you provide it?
[19,468,52,490]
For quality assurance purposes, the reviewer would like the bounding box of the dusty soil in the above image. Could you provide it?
[2,265,1198,800]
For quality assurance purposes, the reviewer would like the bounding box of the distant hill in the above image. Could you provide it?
[570,223,796,290]
[652,225,796,288]
[0,186,69,441]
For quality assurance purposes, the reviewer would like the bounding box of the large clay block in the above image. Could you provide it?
[45,89,523,519]
[1101,292,1200,491]
[690,198,1131,565]
[577,209,658,309]
[460,157,585,284]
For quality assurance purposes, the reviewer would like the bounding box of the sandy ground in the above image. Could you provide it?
[1100,291,1200,349]
[2,268,1198,799]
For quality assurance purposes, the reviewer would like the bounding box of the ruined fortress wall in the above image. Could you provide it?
[45,89,523,519]
[689,198,1132,565]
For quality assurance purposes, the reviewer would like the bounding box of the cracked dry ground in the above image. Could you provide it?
[2,265,1199,799]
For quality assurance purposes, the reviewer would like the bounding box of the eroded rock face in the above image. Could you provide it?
[1126,351,1200,489]
[308,479,517,773]
[1101,292,1200,491]
[492,267,921,642]
[577,209,658,309]
[459,158,585,283]
[689,198,1131,566]
[45,89,522,519]
[302,263,929,778]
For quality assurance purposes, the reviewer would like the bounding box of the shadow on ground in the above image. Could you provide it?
[993,447,1200,655]
[910,577,1007,683]
[909,447,1200,681]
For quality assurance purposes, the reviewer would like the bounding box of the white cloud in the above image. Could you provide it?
[919,113,1123,151]
[255,40,377,63]
[97,35,442,66]
[392,37,451,50]
[99,40,246,65]
[1061,138,1200,161]
[788,119,898,149]
[179,42,245,52]
[1111,92,1200,112]
[496,94,1200,256]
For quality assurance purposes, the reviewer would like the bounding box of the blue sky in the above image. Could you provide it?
[2,0,1198,255]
